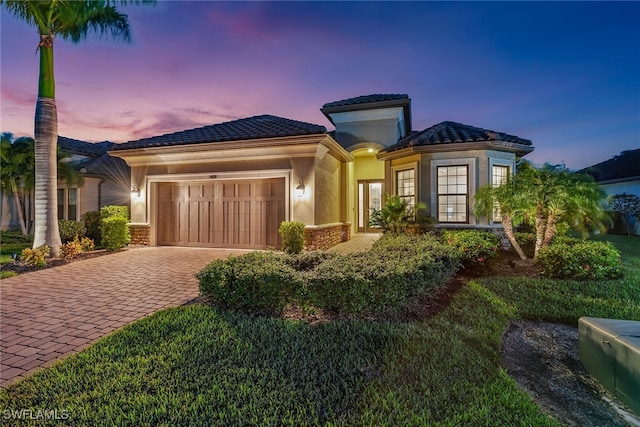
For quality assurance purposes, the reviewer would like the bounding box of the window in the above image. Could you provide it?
[437,165,468,223]
[491,165,510,222]
[58,188,78,220]
[396,169,415,208]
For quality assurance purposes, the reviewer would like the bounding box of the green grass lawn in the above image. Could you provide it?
[0,230,32,266]
[1,235,638,426]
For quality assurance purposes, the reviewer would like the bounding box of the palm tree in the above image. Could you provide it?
[518,162,607,258]
[1,133,83,235]
[1,1,143,255]
[476,161,608,260]
[1,133,35,235]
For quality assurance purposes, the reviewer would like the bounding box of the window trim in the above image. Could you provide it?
[431,158,476,224]
[57,187,79,221]
[391,162,418,207]
[436,165,469,223]
[488,158,516,224]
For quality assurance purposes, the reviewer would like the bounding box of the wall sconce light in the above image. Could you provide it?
[296,180,305,198]
[131,185,141,199]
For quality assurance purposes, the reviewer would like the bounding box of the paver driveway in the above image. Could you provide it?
[0,246,247,387]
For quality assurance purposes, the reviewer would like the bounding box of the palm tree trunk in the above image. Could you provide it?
[534,207,546,259]
[33,97,61,256]
[542,214,559,248]
[32,35,61,256]
[11,186,28,236]
[501,213,527,260]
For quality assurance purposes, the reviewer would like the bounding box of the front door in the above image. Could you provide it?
[357,180,383,233]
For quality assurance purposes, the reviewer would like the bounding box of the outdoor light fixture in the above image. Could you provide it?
[296,180,305,198]
[131,185,141,199]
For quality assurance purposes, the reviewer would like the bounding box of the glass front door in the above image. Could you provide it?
[358,180,383,233]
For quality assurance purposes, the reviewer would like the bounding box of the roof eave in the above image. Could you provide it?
[377,140,534,161]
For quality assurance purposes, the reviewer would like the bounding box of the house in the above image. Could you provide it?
[580,148,640,235]
[109,94,535,249]
[0,136,130,231]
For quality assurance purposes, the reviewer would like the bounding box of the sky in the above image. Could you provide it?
[1,1,639,170]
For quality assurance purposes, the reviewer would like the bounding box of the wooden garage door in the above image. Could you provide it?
[157,178,285,249]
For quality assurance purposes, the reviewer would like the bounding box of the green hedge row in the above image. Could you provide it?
[197,234,461,316]
[441,229,500,268]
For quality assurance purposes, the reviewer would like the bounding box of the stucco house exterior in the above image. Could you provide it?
[110,94,535,249]
[0,136,130,231]
[580,148,640,235]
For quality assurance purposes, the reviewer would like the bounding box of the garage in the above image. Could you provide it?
[157,178,285,249]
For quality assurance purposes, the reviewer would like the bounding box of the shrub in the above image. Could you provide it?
[305,234,460,315]
[58,219,87,243]
[100,206,130,251]
[79,237,95,252]
[81,210,101,244]
[279,221,305,254]
[441,229,500,268]
[537,240,623,280]
[21,245,50,268]
[60,239,83,259]
[101,217,130,251]
[197,233,460,317]
[197,251,302,314]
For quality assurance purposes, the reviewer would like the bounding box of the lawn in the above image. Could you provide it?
[0,235,638,426]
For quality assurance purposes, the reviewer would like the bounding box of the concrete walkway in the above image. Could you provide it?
[0,246,247,387]
[0,235,379,387]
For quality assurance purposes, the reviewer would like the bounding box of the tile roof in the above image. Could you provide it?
[322,94,409,109]
[58,136,114,157]
[579,149,640,182]
[384,121,533,152]
[111,115,327,151]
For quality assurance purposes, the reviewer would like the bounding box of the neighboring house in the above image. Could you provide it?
[0,136,130,231]
[110,94,535,249]
[580,148,640,235]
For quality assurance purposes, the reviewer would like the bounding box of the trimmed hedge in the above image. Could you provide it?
[100,206,130,251]
[197,234,461,316]
[197,252,302,314]
[537,240,623,280]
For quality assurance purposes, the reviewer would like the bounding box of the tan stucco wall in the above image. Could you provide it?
[313,148,342,224]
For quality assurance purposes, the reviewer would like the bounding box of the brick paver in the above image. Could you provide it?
[0,246,247,387]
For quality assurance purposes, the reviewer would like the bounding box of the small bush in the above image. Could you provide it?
[60,239,83,259]
[21,245,50,268]
[81,210,101,244]
[100,205,130,251]
[79,237,95,252]
[58,219,87,243]
[279,221,305,254]
[101,217,130,251]
[441,229,500,268]
[537,240,623,280]
[197,251,302,313]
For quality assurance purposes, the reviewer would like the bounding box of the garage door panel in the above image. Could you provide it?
[158,178,284,249]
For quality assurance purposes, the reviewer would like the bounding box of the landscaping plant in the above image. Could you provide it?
[279,221,305,254]
[441,229,500,269]
[20,245,50,268]
[100,205,130,251]
[537,240,622,280]
[58,219,87,243]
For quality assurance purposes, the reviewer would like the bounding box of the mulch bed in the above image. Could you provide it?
[1,249,118,276]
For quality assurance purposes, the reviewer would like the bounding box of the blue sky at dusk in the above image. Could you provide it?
[1,1,638,170]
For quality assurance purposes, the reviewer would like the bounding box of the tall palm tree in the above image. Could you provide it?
[1,1,141,255]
